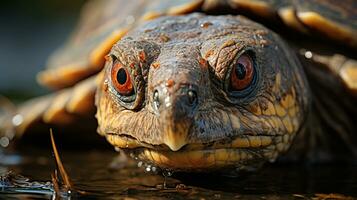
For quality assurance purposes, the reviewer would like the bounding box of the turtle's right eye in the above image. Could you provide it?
[111,62,134,96]
[229,53,255,91]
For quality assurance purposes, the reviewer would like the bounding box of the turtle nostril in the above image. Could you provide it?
[187,89,198,106]
[153,90,160,110]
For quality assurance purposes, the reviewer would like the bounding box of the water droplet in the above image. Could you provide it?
[0,136,9,147]
[137,161,143,167]
[304,51,313,59]
[12,114,23,126]
[162,169,174,189]
[145,165,151,172]
[151,166,157,172]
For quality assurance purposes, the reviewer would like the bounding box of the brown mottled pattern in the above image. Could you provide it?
[293,0,357,28]
[0,0,356,171]
[96,14,310,171]
[40,0,356,89]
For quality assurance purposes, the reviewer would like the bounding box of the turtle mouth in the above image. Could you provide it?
[106,133,285,170]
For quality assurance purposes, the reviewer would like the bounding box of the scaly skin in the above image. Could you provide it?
[95,14,310,172]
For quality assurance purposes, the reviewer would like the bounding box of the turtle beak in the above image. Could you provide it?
[153,85,198,151]
[161,109,191,151]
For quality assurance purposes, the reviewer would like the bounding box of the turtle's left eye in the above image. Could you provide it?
[111,62,134,96]
[229,53,255,91]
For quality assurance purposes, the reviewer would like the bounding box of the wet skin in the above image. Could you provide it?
[95,14,310,172]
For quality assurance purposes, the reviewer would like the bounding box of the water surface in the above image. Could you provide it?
[1,142,357,200]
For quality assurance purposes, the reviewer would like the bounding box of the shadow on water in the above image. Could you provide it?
[1,136,357,200]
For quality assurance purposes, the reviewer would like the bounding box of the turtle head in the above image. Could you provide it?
[95,14,310,172]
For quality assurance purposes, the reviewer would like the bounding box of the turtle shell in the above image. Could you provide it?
[37,0,205,89]
[38,0,357,91]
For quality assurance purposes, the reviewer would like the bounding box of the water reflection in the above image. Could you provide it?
[1,145,357,200]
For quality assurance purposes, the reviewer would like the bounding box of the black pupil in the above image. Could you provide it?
[235,63,246,80]
[117,68,127,85]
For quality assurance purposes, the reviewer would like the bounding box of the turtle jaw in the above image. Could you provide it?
[105,133,286,171]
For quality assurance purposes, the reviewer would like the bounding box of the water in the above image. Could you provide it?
[1,142,357,200]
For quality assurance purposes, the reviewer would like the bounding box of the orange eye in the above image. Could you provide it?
[111,63,134,96]
[230,53,254,91]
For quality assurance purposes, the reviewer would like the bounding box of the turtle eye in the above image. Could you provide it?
[230,53,255,91]
[111,63,134,96]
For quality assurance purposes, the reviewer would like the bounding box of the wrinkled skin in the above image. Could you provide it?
[96,14,310,172]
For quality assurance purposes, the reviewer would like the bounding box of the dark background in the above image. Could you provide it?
[0,0,86,98]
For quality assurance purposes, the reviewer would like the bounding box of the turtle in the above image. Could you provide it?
[0,0,356,173]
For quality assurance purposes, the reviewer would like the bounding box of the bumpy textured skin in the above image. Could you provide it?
[96,14,310,171]
[1,0,356,172]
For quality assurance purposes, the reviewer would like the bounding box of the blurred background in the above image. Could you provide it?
[0,0,86,99]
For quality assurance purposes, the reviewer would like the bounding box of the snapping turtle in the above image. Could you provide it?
[1,0,356,172]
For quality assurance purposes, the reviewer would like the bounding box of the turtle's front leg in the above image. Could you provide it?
[0,75,98,143]
[291,49,357,160]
